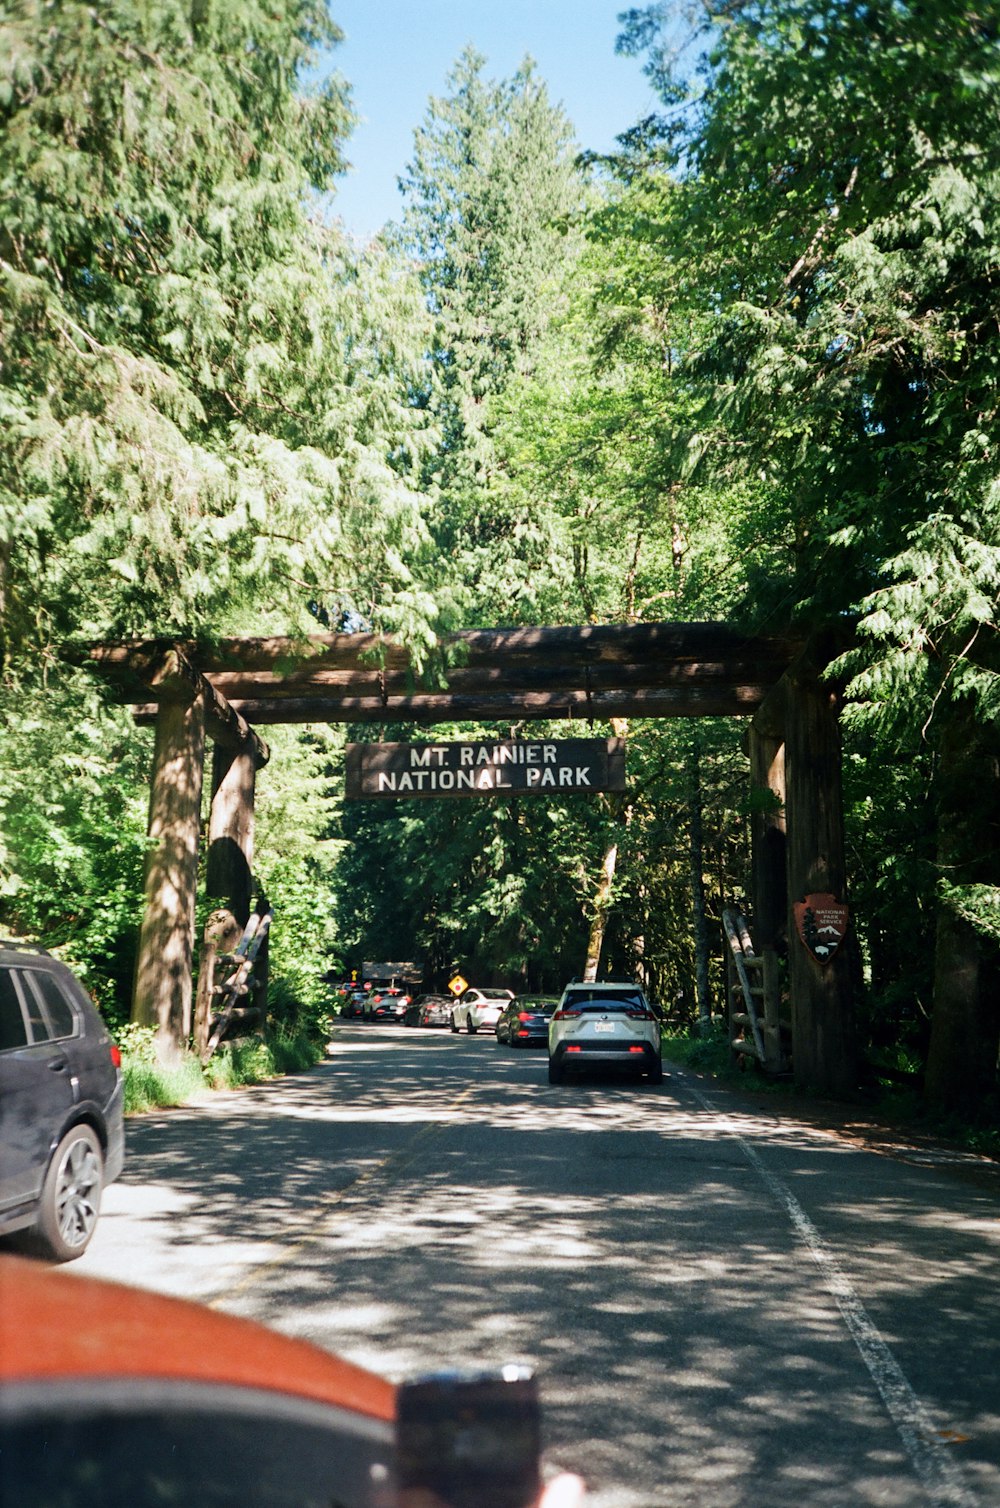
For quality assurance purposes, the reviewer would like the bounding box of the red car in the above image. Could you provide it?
[0,1256,584,1508]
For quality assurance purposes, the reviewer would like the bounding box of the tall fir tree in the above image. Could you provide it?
[396,47,584,615]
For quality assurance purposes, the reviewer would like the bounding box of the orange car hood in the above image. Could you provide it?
[0,1255,395,1423]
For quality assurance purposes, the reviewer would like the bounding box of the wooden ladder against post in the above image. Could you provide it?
[723,908,769,1069]
[202,908,273,1061]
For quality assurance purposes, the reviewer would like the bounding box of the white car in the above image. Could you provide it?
[450,987,515,1035]
[548,981,663,1085]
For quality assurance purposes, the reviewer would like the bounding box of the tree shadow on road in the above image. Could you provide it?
[89,1029,1000,1508]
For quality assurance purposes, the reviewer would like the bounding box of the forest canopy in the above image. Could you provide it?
[1,1,997,1118]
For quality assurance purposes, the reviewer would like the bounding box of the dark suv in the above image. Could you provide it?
[0,943,124,1261]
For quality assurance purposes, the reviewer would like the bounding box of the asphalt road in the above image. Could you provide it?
[71,1025,1000,1508]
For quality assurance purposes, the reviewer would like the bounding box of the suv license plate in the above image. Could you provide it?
[594,1022,617,1033]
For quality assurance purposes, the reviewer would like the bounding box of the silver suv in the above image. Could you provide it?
[548,980,663,1086]
[0,943,125,1260]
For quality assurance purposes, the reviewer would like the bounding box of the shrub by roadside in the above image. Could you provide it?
[117,1023,323,1114]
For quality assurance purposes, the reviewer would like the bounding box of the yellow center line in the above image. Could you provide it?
[209,1084,476,1306]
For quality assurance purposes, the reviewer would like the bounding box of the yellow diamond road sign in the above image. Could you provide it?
[448,975,468,996]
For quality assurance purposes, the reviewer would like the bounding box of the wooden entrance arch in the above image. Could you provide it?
[86,621,856,1092]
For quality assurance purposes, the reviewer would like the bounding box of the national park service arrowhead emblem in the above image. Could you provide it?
[794,893,849,965]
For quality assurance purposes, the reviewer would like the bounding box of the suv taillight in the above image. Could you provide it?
[626,1007,654,1019]
[110,1043,122,1068]
[553,1007,582,1020]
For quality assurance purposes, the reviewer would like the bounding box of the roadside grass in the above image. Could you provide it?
[662,1025,737,1081]
[118,1023,324,1114]
[661,1026,1000,1162]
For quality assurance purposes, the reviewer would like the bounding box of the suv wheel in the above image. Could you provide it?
[36,1124,104,1262]
[647,1057,664,1085]
[450,1014,460,1033]
[467,1018,478,1035]
[547,1058,564,1085]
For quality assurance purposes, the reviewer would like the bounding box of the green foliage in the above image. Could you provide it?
[612,0,1000,714]
[0,670,150,1019]
[3,2,997,1119]
[330,714,752,1009]
[0,2,452,1044]
[938,881,1000,944]
[0,0,440,670]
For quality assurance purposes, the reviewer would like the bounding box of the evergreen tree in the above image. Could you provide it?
[396,47,584,614]
[0,0,436,668]
[614,0,1000,1107]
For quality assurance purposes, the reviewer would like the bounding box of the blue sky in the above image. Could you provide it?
[324,2,660,240]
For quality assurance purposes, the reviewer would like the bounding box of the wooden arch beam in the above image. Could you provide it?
[142,648,270,766]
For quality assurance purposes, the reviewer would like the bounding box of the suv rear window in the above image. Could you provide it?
[564,989,644,1008]
[575,1000,640,1013]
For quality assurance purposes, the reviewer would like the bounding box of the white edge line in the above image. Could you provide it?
[683,1082,978,1508]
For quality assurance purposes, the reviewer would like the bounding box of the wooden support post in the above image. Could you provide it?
[748,724,787,1072]
[783,661,857,1094]
[207,743,257,921]
[761,949,784,1074]
[132,694,206,1061]
[193,745,261,1057]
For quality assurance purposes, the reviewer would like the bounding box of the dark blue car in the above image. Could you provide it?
[495,997,558,1048]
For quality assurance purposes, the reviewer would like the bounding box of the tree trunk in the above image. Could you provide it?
[251,892,271,1028]
[924,704,1000,1110]
[688,740,711,1034]
[194,745,260,1055]
[132,695,206,1061]
[193,908,244,1059]
[783,661,857,1095]
[583,840,619,982]
[205,743,257,922]
[583,717,629,981]
[748,727,787,952]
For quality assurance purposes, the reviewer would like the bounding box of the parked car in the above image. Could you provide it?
[496,997,558,1048]
[547,980,663,1085]
[404,994,453,1028]
[0,1256,584,1508]
[0,942,125,1261]
[339,990,368,1019]
[450,987,515,1035]
[365,988,411,1023]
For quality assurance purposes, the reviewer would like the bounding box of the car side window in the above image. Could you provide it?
[25,970,77,1040]
[18,972,51,1042]
[0,968,29,1051]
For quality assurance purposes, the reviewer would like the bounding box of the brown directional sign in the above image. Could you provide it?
[345,738,626,799]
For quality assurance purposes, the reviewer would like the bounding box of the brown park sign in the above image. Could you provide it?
[793,892,850,966]
[345,738,626,800]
